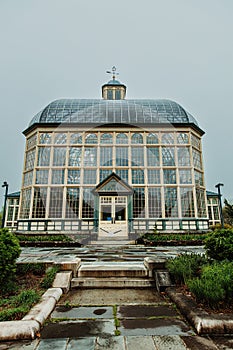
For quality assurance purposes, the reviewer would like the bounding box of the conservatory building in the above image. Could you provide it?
[17,73,208,238]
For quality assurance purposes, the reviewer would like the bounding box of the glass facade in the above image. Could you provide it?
[20,130,207,224]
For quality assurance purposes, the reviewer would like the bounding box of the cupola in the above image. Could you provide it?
[102,66,126,100]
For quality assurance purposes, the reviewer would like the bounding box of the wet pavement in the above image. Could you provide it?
[1,245,231,349]
[18,245,205,264]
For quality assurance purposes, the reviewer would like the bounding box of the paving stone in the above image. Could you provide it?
[181,335,219,350]
[118,305,177,318]
[67,337,96,350]
[119,318,193,336]
[37,338,68,350]
[153,335,186,350]
[51,306,113,319]
[52,271,72,293]
[41,320,115,338]
[95,336,125,350]
[125,336,156,350]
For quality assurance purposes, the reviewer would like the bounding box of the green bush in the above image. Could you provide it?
[12,289,41,307]
[205,229,233,261]
[187,261,233,308]
[17,234,72,242]
[40,266,59,289]
[0,228,21,294]
[17,263,46,276]
[166,253,207,284]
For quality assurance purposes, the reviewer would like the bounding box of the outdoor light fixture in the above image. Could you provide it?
[215,183,224,228]
[1,181,9,228]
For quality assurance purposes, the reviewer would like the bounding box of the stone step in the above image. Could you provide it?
[71,277,155,288]
[90,240,134,245]
[77,263,148,278]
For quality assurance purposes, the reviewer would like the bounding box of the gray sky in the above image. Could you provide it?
[0,0,233,205]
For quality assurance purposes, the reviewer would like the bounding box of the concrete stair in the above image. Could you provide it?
[71,261,155,289]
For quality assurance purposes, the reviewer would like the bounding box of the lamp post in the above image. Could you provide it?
[215,183,224,228]
[1,181,9,229]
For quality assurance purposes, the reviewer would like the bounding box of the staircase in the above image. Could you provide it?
[71,258,168,289]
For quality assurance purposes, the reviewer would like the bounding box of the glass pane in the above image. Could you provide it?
[32,187,47,218]
[68,170,80,184]
[179,169,192,184]
[133,188,145,218]
[131,133,143,144]
[70,133,82,144]
[83,147,97,166]
[148,188,162,217]
[147,169,160,184]
[164,187,178,217]
[116,133,128,144]
[147,147,160,166]
[82,188,94,218]
[69,147,82,166]
[132,147,144,166]
[36,170,49,184]
[163,169,176,184]
[54,133,67,144]
[132,169,144,184]
[100,133,113,144]
[177,147,190,166]
[53,147,66,166]
[162,147,175,166]
[66,188,79,218]
[192,149,202,169]
[180,188,195,217]
[85,133,98,144]
[116,169,128,182]
[37,147,50,167]
[100,147,112,166]
[147,133,158,144]
[39,133,51,144]
[49,187,63,218]
[51,169,65,184]
[116,147,128,166]
[177,133,189,144]
[83,169,96,184]
[161,133,174,144]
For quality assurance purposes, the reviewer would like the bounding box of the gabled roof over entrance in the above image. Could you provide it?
[92,173,133,196]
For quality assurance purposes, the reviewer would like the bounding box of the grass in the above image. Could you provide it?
[140,233,207,242]
[0,264,59,321]
[16,234,72,242]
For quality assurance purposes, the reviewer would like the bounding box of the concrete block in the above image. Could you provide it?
[155,271,174,292]
[23,297,57,325]
[52,271,72,293]
[55,258,81,275]
[42,287,63,302]
[0,320,40,340]
[144,257,166,277]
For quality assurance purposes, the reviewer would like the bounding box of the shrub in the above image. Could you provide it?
[187,261,233,308]
[40,266,59,289]
[12,290,41,307]
[17,263,45,276]
[0,228,21,294]
[166,253,207,284]
[205,229,233,261]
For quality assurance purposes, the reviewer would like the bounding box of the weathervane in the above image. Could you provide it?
[106,66,119,80]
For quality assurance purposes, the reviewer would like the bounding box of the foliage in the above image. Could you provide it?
[17,263,46,276]
[210,223,233,231]
[187,261,233,309]
[0,228,21,294]
[204,229,233,261]
[223,199,233,226]
[40,266,59,289]
[166,253,207,284]
[140,232,206,242]
[16,234,72,242]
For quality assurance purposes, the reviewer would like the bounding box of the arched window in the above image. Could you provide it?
[100,133,113,144]
[54,133,67,144]
[116,133,128,144]
[131,133,143,144]
[85,133,97,144]
[161,133,174,144]
[147,133,158,144]
[177,133,189,144]
[70,133,82,144]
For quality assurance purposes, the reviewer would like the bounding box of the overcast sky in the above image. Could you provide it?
[0,0,233,205]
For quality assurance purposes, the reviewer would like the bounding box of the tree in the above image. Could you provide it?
[223,199,233,226]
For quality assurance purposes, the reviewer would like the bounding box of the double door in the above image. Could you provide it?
[99,196,128,237]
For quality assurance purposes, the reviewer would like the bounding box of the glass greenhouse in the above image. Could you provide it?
[17,73,209,238]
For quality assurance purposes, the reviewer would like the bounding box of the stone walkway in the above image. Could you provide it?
[1,245,231,349]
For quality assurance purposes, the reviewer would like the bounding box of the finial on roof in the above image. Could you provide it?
[106,66,119,81]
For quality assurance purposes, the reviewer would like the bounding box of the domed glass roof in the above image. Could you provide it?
[29,99,199,127]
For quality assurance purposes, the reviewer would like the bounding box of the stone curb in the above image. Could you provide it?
[0,287,63,341]
[167,288,233,334]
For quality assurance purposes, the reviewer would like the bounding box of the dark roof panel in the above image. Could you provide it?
[29,99,199,127]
